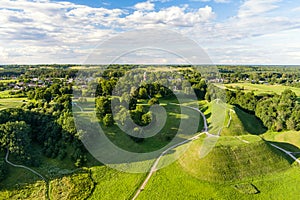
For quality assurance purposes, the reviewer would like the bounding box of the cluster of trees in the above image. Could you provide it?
[219,65,300,86]
[93,68,209,143]
[226,88,300,132]
[255,90,300,131]
[0,83,87,170]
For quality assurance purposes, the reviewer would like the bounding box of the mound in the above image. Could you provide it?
[220,106,266,136]
[178,135,291,182]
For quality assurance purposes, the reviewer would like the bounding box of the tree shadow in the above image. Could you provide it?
[234,107,267,135]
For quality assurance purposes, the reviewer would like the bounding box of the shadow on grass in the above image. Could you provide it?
[234,107,267,135]
[266,140,300,164]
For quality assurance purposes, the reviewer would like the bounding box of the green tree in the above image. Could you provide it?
[148,98,159,105]
[103,114,114,126]
[139,87,148,99]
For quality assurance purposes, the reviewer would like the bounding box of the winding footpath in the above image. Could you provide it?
[131,103,212,200]
[5,149,47,181]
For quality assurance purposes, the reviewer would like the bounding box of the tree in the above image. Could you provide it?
[139,87,148,99]
[0,161,7,181]
[142,112,152,125]
[148,98,159,106]
[0,121,32,164]
[96,96,111,120]
[103,114,114,126]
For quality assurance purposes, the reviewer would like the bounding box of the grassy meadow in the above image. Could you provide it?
[224,82,300,96]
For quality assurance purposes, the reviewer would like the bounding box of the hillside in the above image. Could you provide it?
[179,135,291,182]
[221,106,266,136]
[203,101,266,136]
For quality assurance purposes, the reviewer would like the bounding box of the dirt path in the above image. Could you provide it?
[131,103,210,200]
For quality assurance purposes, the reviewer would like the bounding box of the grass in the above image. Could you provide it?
[0,98,26,110]
[262,131,300,149]
[224,82,300,96]
[74,100,204,154]
[88,166,145,200]
[0,181,47,200]
[221,106,266,136]
[0,79,17,83]
[138,161,300,200]
[203,101,266,136]
[49,171,94,200]
[178,135,291,182]
[137,134,300,200]
[1,96,299,199]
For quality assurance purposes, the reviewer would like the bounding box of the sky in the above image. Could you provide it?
[0,0,300,65]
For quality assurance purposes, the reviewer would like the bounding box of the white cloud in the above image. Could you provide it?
[238,0,281,18]
[134,1,155,11]
[124,5,214,27]
[190,0,230,3]
[0,0,299,64]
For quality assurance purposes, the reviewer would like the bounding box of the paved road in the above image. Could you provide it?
[131,103,211,200]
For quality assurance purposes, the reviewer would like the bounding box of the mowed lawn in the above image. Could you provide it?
[225,83,300,96]
[0,98,26,110]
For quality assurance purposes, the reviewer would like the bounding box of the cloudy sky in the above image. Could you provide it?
[0,0,299,64]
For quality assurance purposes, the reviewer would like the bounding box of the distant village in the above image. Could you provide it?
[0,76,74,92]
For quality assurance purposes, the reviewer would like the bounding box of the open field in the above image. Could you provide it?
[0,79,17,83]
[224,83,300,96]
[0,98,26,110]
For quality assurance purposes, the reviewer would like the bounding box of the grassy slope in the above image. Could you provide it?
[204,101,266,136]
[221,106,266,136]
[138,161,300,200]
[1,97,299,199]
[178,135,291,182]
[138,135,300,200]
[89,166,145,200]
[262,131,300,151]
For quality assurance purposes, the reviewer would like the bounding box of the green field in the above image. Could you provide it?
[224,83,300,96]
[138,160,300,200]
[0,98,25,110]
[0,79,17,83]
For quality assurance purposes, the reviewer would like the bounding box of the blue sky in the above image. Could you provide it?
[0,0,300,64]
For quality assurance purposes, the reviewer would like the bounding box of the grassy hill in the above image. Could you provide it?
[221,106,266,136]
[179,135,291,182]
[203,101,266,136]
